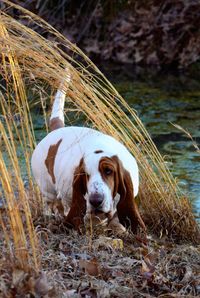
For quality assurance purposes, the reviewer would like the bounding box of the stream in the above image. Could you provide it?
[108,67,200,220]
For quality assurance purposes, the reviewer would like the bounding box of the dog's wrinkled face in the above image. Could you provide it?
[84,153,119,215]
[71,151,145,234]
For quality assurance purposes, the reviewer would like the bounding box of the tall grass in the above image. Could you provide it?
[0,0,199,271]
[0,19,39,270]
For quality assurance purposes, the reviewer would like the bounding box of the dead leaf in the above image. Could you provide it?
[84,40,100,54]
[64,289,78,297]
[117,20,132,34]
[112,269,125,278]
[101,266,125,280]
[79,285,97,298]
[79,257,100,276]
[12,268,26,287]
[141,259,155,281]
[134,50,143,63]
[34,272,52,296]
[181,265,193,284]
[84,212,108,235]
[93,236,123,251]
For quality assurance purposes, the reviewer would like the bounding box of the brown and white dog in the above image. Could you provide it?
[31,75,146,234]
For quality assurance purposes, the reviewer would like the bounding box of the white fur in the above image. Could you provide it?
[31,126,139,214]
[31,72,139,216]
[50,71,71,122]
[84,153,114,213]
[50,89,65,123]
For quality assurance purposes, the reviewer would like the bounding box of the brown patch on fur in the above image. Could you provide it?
[94,150,103,154]
[99,157,116,197]
[100,155,146,235]
[64,158,87,231]
[112,155,146,234]
[45,139,62,184]
[49,117,64,131]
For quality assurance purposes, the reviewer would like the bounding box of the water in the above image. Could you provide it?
[108,69,200,219]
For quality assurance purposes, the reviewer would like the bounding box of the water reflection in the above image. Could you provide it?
[111,72,200,219]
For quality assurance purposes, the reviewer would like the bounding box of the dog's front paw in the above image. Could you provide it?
[64,215,84,233]
[107,215,128,237]
[84,212,109,235]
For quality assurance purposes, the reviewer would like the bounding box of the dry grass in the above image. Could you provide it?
[0,0,199,287]
[171,123,200,154]
[1,215,200,297]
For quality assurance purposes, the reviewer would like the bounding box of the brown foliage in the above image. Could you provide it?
[1,216,199,297]
[8,0,200,69]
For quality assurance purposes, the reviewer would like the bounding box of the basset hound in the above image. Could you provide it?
[31,77,146,235]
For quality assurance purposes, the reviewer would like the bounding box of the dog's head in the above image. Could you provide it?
[83,153,136,215]
[68,152,145,233]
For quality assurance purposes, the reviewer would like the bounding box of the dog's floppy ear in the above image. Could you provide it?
[65,157,86,231]
[112,155,146,234]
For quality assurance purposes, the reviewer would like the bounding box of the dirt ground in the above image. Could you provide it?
[0,213,199,298]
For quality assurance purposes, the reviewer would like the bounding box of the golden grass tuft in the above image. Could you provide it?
[0,0,199,273]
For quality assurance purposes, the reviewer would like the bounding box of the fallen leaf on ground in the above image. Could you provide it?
[79,257,100,276]
[141,259,155,281]
[79,285,97,298]
[12,268,26,287]
[64,289,78,297]
[34,272,52,296]
[93,236,123,251]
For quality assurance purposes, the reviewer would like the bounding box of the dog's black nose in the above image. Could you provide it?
[89,193,104,208]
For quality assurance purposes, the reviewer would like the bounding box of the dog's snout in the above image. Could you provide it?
[89,193,104,208]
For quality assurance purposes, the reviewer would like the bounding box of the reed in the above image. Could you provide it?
[0,0,199,273]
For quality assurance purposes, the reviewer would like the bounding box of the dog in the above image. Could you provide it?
[31,73,146,234]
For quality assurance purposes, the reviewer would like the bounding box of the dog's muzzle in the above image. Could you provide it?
[89,193,104,209]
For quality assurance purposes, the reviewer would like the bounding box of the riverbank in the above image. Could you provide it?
[10,0,200,70]
[0,214,200,297]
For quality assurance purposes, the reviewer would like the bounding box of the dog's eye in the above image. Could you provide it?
[104,167,113,176]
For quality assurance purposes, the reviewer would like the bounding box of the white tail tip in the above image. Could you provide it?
[49,68,71,131]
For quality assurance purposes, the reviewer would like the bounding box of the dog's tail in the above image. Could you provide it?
[49,70,71,132]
